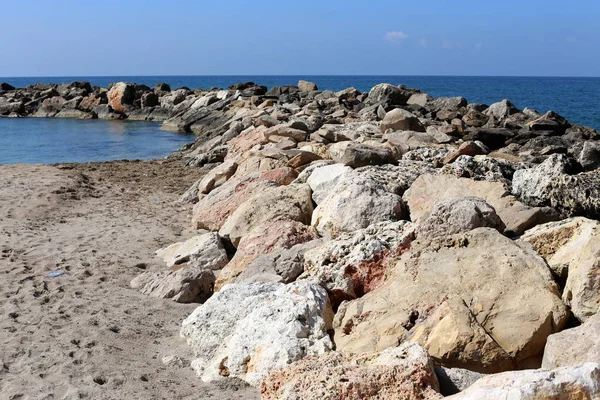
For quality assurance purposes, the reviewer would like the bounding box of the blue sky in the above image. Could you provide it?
[1,0,598,77]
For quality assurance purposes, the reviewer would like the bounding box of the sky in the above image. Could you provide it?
[1,0,598,77]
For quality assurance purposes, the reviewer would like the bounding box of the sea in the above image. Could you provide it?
[1,75,599,164]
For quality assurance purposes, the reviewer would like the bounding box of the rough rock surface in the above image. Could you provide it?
[261,343,442,400]
[180,281,333,387]
[328,141,398,168]
[304,163,352,204]
[107,82,135,113]
[543,312,600,369]
[155,232,229,270]
[334,228,568,372]
[435,367,485,396]
[521,217,600,321]
[130,267,215,303]
[405,174,558,236]
[302,221,416,307]
[380,108,426,133]
[447,363,600,399]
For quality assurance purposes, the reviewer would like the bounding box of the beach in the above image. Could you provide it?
[0,159,258,399]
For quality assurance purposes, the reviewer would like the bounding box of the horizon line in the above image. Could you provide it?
[2,74,600,79]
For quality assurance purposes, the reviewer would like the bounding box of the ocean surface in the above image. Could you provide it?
[1,75,599,164]
[0,118,191,164]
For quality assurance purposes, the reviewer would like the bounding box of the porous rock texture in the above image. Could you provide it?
[542,312,600,369]
[261,343,442,400]
[180,281,334,387]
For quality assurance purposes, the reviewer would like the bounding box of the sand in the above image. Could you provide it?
[0,160,259,400]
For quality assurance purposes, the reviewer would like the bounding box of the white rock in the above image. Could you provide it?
[155,232,229,270]
[180,281,334,386]
[305,163,352,204]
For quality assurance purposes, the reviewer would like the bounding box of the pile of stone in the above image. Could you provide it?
[7,77,600,398]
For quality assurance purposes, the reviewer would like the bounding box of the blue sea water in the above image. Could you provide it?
[0,118,191,164]
[1,75,599,164]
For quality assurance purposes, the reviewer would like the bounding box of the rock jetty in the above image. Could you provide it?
[5,78,600,398]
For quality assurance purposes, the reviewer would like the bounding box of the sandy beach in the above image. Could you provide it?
[0,159,258,399]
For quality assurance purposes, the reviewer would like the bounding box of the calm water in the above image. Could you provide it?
[0,118,192,164]
[1,76,599,164]
[3,75,600,130]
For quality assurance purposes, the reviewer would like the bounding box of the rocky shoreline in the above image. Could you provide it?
[4,79,600,398]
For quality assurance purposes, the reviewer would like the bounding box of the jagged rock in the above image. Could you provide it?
[430,97,467,112]
[0,98,24,115]
[298,80,318,92]
[419,197,505,240]
[520,217,600,321]
[180,281,333,386]
[0,82,15,91]
[483,99,519,119]
[367,83,411,107]
[443,141,489,164]
[579,141,600,171]
[407,93,434,107]
[197,159,238,195]
[405,174,558,236]
[237,239,324,284]
[328,141,398,168]
[215,219,318,290]
[305,163,352,204]
[32,97,65,117]
[131,268,215,303]
[447,363,600,399]
[334,228,569,372]
[380,108,425,133]
[439,155,518,184]
[261,343,442,400]
[55,109,95,119]
[155,232,229,270]
[316,122,380,143]
[219,184,314,247]
[227,126,269,157]
[93,104,124,120]
[302,221,416,307]
[462,109,489,127]
[264,124,308,143]
[512,154,600,218]
[435,367,485,396]
[527,111,570,134]
[107,82,135,113]
[402,147,451,166]
[140,91,159,108]
[311,163,433,237]
[543,312,600,369]
[160,88,190,108]
[467,128,515,150]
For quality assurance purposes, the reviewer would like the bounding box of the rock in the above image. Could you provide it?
[226,126,269,158]
[32,97,66,117]
[197,159,238,195]
[219,184,314,247]
[419,197,505,240]
[543,313,600,369]
[0,82,15,91]
[334,228,568,372]
[298,80,318,92]
[407,93,434,107]
[462,109,489,128]
[155,232,229,270]
[430,97,467,112]
[264,124,308,143]
[180,281,333,386]
[527,111,570,134]
[435,367,485,396]
[380,108,425,133]
[367,83,411,107]
[305,163,352,204]
[483,99,519,119]
[107,82,135,113]
[403,147,451,166]
[579,141,600,171]
[160,88,190,108]
[405,174,558,236]
[467,128,515,150]
[130,268,215,303]
[261,343,442,400]
[328,141,398,168]
[140,91,159,108]
[446,363,600,399]
[440,155,518,184]
[443,141,489,165]
[237,239,324,284]
[384,130,438,150]
[215,219,319,290]
[512,154,600,219]
[302,221,417,308]
[54,109,95,119]
[311,163,434,237]
[93,104,124,120]
[0,98,24,115]
[520,217,600,321]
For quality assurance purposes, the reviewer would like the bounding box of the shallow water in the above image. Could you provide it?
[0,118,192,164]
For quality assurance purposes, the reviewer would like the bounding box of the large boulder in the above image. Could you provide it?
[302,221,417,308]
[543,312,600,369]
[155,232,229,270]
[219,184,314,247]
[261,343,442,400]
[520,217,600,321]
[215,219,318,290]
[298,80,318,92]
[419,197,505,241]
[512,154,600,219]
[333,228,569,372]
[304,163,352,204]
[311,163,434,237]
[435,367,486,396]
[380,108,426,132]
[483,99,519,119]
[367,83,411,107]
[405,174,558,236]
[328,141,398,168]
[107,82,135,113]
[447,363,600,399]
[180,281,333,386]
